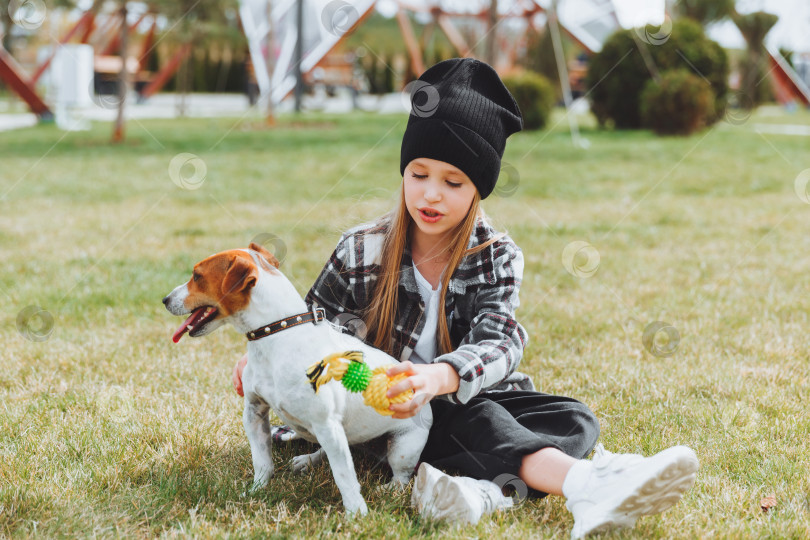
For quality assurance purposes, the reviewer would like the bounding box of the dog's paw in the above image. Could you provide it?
[248,483,264,494]
[243,483,267,498]
[344,500,369,517]
[384,477,409,491]
[242,471,273,497]
[291,455,311,474]
[291,449,324,474]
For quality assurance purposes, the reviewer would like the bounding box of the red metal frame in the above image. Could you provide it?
[768,53,810,107]
[103,10,148,56]
[31,9,97,83]
[396,7,425,76]
[527,4,596,54]
[91,12,123,56]
[79,12,97,44]
[138,43,193,99]
[434,11,472,59]
[138,17,157,72]
[0,45,52,119]
[308,5,377,76]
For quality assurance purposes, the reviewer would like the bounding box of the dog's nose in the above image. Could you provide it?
[162,295,170,306]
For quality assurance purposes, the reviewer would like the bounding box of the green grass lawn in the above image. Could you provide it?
[1,105,809,538]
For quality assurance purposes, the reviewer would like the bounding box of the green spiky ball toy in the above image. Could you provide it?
[342,360,372,393]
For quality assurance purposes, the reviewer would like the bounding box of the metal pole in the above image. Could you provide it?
[294,0,303,113]
[549,0,587,149]
[266,0,276,124]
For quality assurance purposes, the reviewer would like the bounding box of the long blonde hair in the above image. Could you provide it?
[363,184,505,357]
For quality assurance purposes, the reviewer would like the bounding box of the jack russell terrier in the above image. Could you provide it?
[162,243,432,515]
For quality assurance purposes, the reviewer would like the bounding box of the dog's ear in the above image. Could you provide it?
[222,255,258,296]
[249,242,280,269]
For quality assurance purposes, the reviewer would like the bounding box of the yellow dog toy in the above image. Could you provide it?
[306,351,413,416]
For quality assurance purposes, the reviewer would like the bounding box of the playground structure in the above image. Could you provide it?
[220,0,634,109]
[1,0,808,124]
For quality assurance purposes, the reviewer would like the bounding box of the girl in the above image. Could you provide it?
[233,58,698,539]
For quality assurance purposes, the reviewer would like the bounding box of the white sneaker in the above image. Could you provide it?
[411,462,514,525]
[411,462,445,513]
[563,444,699,539]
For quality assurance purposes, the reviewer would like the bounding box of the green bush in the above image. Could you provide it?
[520,25,562,98]
[587,18,728,129]
[502,71,556,130]
[641,69,715,135]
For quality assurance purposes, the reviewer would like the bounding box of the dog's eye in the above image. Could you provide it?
[192,273,201,282]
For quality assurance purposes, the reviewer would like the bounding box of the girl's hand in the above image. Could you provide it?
[233,353,248,397]
[385,361,459,420]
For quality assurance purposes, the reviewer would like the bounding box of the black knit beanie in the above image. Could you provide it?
[400,58,523,199]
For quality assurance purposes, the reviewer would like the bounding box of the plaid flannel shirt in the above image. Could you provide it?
[304,217,535,405]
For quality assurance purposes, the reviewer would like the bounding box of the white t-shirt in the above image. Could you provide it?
[410,264,442,364]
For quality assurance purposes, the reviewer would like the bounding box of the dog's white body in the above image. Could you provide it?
[164,248,432,515]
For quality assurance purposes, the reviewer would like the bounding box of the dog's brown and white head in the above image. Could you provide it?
[163,242,280,342]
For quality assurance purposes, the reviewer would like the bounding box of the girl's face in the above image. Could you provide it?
[403,157,477,241]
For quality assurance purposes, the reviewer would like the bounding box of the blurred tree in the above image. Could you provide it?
[149,0,242,114]
[382,53,394,92]
[674,1,778,109]
[346,11,454,89]
[778,47,794,69]
[1,0,83,54]
[674,0,736,25]
[484,0,498,66]
[731,9,778,108]
[520,23,561,98]
[1,7,12,53]
[112,1,127,142]
[502,70,555,130]
[587,18,728,129]
[640,68,715,135]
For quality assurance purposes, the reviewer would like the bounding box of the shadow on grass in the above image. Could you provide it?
[83,430,447,536]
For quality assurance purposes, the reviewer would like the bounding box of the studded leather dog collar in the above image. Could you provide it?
[246,307,326,341]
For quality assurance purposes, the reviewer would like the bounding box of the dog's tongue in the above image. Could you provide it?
[172,306,207,343]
